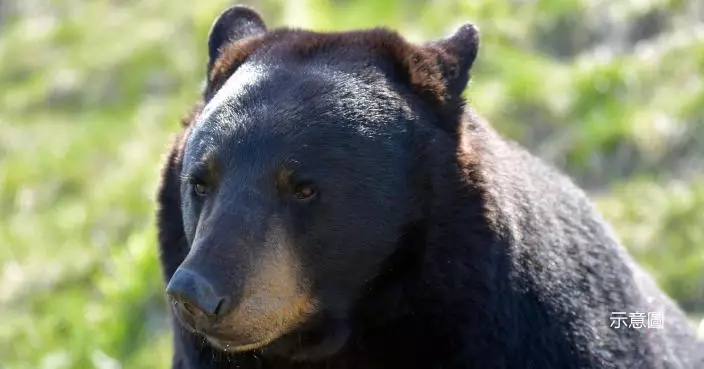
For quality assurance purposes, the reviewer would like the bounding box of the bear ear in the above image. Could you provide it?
[425,23,480,99]
[206,5,267,77]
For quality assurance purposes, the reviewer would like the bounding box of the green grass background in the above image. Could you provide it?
[0,0,703,368]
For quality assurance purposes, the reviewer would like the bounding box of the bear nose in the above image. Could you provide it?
[166,268,231,330]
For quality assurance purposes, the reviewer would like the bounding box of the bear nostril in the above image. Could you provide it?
[170,300,199,333]
[212,296,230,317]
[182,301,199,317]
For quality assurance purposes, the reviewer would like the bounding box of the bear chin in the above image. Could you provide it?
[256,318,351,362]
[201,315,351,362]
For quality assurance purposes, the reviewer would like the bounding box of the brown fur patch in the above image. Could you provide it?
[455,111,505,232]
[173,124,193,165]
[206,35,267,100]
[180,101,204,128]
[170,102,204,166]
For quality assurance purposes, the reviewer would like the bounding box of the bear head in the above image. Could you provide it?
[162,4,480,362]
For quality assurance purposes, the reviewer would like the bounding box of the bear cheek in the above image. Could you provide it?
[181,208,197,245]
[305,229,389,299]
[178,186,201,245]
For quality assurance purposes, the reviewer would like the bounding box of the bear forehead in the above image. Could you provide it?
[185,52,417,168]
[200,27,427,129]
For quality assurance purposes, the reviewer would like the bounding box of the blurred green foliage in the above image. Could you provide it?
[0,0,702,368]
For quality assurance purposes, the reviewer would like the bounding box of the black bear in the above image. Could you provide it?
[155,5,703,369]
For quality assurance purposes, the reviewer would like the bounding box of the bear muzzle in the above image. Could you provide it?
[166,264,320,353]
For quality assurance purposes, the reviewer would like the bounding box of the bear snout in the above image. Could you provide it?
[166,267,232,332]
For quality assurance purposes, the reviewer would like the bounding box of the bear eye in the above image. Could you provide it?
[293,183,318,201]
[192,182,209,197]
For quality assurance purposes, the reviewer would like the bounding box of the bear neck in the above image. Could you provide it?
[343,110,521,363]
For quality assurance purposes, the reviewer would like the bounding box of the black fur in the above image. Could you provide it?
[155,5,704,369]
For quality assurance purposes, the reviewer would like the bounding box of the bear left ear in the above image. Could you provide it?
[206,5,267,77]
[425,23,480,99]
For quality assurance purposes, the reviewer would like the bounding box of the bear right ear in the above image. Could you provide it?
[424,23,480,100]
[206,5,267,77]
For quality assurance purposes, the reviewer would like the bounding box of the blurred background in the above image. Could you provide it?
[0,0,703,368]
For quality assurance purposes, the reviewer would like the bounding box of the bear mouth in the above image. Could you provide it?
[203,317,351,362]
[206,333,282,353]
